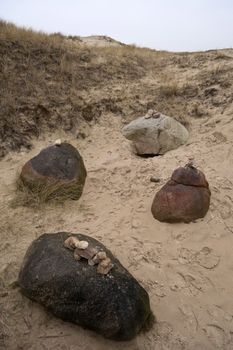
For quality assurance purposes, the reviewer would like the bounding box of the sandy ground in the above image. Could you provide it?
[0,111,233,350]
[78,36,123,47]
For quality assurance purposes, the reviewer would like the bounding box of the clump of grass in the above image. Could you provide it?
[12,176,84,208]
[190,102,207,118]
[0,19,63,47]
[159,82,179,98]
[158,76,198,100]
[208,64,227,84]
[211,64,225,76]
[214,51,231,60]
[174,114,190,129]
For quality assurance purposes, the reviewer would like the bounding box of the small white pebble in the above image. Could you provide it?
[76,240,89,250]
[54,139,62,146]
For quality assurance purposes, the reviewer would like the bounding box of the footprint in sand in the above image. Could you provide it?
[176,270,214,296]
[178,247,220,270]
[137,321,187,350]
[127,239,162,270]
[194,247,220,270]
[212,196,232,220]
[178,304,199,333]
[203,324,226,349]
[138,278,166,298]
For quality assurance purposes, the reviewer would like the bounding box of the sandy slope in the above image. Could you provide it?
[0,109,233,350]
[78,35,123,47]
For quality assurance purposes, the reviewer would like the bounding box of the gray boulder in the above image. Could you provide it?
[122,110,189,155]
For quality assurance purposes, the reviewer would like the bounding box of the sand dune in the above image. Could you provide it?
[1,21,233,350]
[1,108,233,349]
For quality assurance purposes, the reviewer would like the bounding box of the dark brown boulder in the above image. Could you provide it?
[19,142,87,200]
[151,164,211,223]
[18,232,153,341]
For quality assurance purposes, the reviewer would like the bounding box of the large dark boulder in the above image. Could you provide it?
[19,142,87,200]
[151,164,211,223]
[18,232,152,341]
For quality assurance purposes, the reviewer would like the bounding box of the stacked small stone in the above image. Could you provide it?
[64,236,113,274]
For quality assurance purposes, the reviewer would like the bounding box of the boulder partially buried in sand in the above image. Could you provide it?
[19,142,87,200]
[18,232,153,341]
[151,164,211,223]
[122,110,189,155]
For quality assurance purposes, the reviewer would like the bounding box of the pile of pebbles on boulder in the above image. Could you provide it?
[18,232,153,341]
[122,110,189,156]
[64,236,114,274]
[151,163,211,223]
[19,141,87,200]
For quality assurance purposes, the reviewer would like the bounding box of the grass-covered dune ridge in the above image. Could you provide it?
[1,20,233,157]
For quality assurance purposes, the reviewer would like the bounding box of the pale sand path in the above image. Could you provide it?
[0,111,233,349]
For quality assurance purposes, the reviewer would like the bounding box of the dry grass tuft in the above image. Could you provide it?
[0,19,64,47]
[158,76,198,100]
[12,176,84,208]
[190,102,207,118]
[214,51,231,60]
[159,82,180,98]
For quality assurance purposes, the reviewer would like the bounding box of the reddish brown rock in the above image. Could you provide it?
[20,142,87,200]
[151,164,211,223]
[171,166,208,187]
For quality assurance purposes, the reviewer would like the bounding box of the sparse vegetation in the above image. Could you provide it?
[190,102,207,118]
[0,19,64,46]
[214,51,231,60]
[159,82,180,98]
[0,20,233,158]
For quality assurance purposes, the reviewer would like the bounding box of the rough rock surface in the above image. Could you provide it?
[18,232,152,341]
[20,142,87,200]
[151,164,211,223]
[122,111,189,155]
